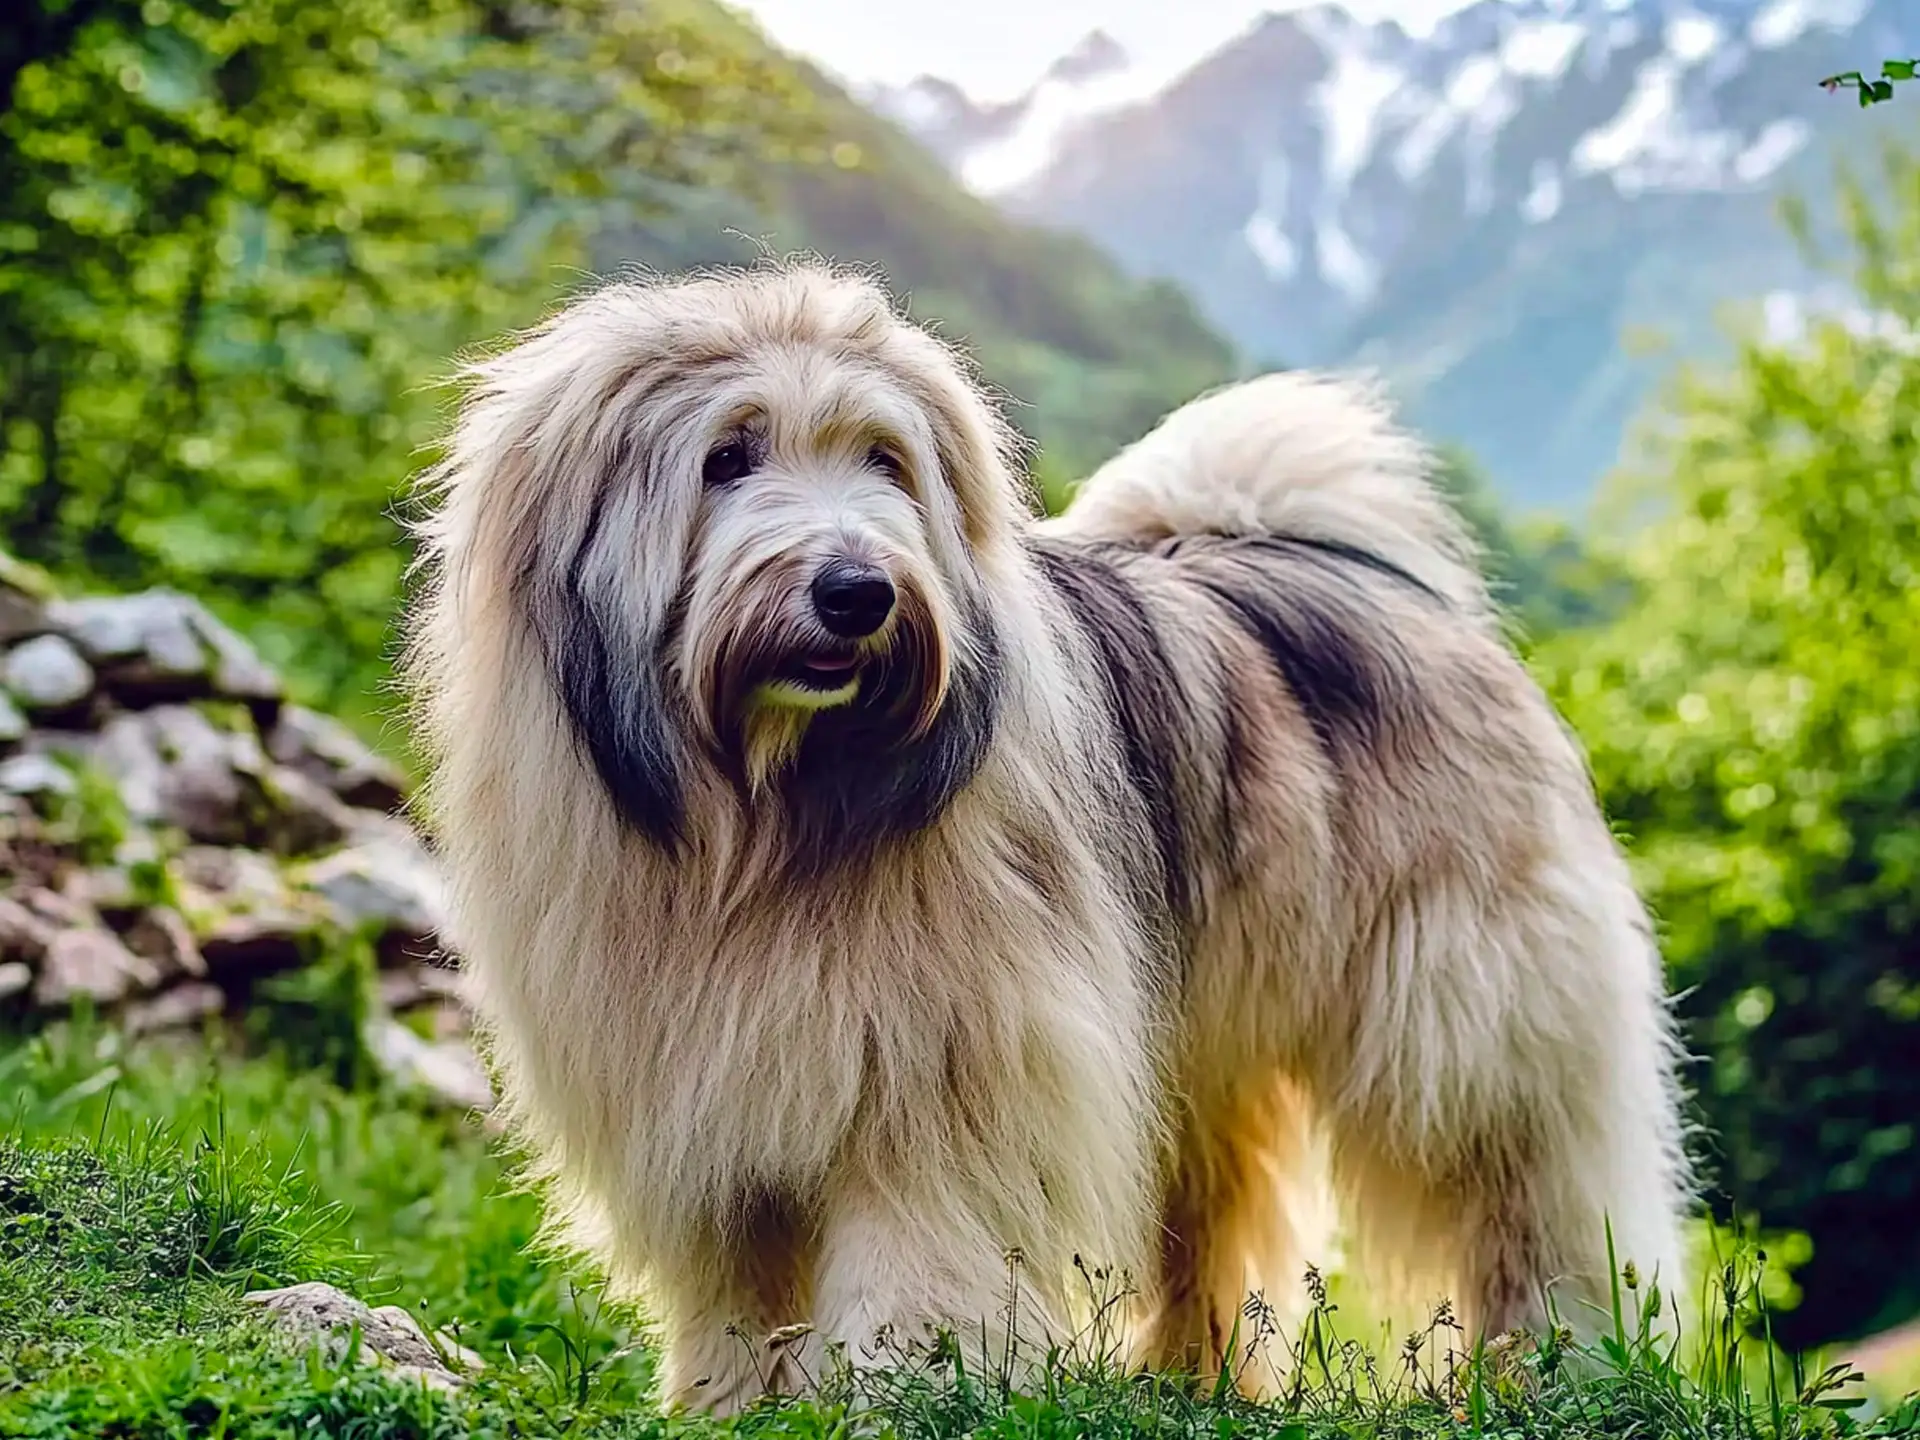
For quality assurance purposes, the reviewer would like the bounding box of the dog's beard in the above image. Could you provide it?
[697,581,951,797]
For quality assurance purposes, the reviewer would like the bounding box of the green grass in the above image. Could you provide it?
[3,1016,1918,1439]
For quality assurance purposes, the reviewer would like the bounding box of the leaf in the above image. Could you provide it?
[1883,59,1916,81]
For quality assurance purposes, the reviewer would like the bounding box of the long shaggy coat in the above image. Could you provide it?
[402,262,1691,1414]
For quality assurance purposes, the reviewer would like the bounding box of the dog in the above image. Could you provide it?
[401,260,1691,1414]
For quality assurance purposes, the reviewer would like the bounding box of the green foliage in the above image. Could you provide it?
[245,931,379,1091]
[0,0,820,727]
[1540,145,1920,1349]
[1821,61,1919,107]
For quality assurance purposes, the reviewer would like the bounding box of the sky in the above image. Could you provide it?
[730,0,1480,102]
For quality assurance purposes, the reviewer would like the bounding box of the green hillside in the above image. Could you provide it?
[0,0,1235,725]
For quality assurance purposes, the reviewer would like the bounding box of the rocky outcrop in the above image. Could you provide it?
[0,557,487,1114]
[245,1281,487,1391]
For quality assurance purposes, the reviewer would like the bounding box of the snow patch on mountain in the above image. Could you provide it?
[957,41,1169,195]
[1663,12,1722,65]
[1750,0,1870,51]
[1522,159,1564,222]
[1502,19,1584,79]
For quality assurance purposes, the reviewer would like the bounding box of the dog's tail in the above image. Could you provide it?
[1039,370,1491,618]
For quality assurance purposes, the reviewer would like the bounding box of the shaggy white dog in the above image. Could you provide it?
[401,262,1690,1414]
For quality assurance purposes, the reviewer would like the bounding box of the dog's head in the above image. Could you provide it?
[426,263,1027,862]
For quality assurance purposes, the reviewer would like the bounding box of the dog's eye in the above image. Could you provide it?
[702,441,753,488]
[866,447,904,482]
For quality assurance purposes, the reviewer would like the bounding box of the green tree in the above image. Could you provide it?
[1541,148,1920,1348]
[0,0,817,722]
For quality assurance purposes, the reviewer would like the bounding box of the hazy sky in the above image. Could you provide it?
[731,0,1480,101]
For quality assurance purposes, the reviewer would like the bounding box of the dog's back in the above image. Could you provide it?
[1032,370,1691,1375]
[1039,371,1490,621]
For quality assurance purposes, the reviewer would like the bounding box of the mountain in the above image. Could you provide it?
[589,2,1237,502]
[872,0,1914,510]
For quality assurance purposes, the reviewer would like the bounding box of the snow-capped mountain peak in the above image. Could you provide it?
[873,0,1912,507]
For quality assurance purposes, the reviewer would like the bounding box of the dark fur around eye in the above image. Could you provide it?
[703,439,754,488]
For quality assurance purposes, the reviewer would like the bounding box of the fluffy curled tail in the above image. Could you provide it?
[1038,371,1492,620]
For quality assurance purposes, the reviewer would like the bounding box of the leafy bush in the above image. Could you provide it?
[1541,145,1920,1349]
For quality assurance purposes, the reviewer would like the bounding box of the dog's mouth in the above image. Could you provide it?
[748,646,868,712]
[779,650,862,690]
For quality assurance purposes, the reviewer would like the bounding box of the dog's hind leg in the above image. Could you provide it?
[1330,1104,1687,1354]
[650,1190,815,1417]
[1134,1075,1329,1397]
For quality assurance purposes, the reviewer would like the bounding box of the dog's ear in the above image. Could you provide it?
[417,291,701,854]
[520,428,690,853]
[882,325,1036,547]
[533,532,687,853]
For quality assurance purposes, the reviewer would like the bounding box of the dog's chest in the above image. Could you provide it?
[603,857,1121,1193]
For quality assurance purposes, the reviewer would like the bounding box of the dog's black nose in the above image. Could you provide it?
[811,562,895,638]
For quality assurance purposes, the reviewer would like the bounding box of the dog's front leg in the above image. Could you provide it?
[650,1195,814,1417]
[803,1170,1063,1391]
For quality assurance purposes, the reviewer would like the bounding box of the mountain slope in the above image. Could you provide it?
[591,2,1238,498]
[875,0,1913,509]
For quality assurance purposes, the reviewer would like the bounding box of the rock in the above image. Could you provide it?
[0,754,77,803]
[173,846,326,982]
[365,1018,493,1113]
[48,591,282,711]
[297,835,447,968]
[84,706,347,855]
[33,927,162,1009]
[64,864,140,918]
[259,765,354,856]
[122,905,208,981]
[86,713,168,823]
[22,886,90,928]
[0,895,57,961]
[149,705,268,846]
[3,634,95,713]
[0,693,27,745]
[0,960,31,1001]
[244,1281,483,1391]
[267,706,408,815]
[123,980,225,1036]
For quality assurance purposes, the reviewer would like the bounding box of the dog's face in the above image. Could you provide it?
[673,350,965,795]
[452,268,1020,863]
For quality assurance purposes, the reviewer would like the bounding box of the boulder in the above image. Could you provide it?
[121,905,208,982]
[0,693,27,745]
[172,846,328,982]
[3,634,95,715]
[0,753,77,804]
[267,705,408,815]
[244,1281,484,1391]
[47,591,282,713]
[258,765,355,856]
[365,1018,493,1114]
[0,894,57,961]
[123,980,225,1036]
[296,834,447,968]
[33,927,162,1009]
